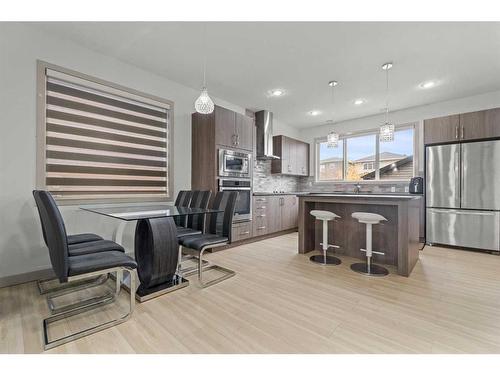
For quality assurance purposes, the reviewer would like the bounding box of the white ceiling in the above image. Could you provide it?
[32,22,500,128]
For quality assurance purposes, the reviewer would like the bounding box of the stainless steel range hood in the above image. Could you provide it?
[255,110,280,159]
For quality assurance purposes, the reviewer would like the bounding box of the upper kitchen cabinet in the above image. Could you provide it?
[424,108,500,145]
[214,106,253,151]
[235,112,254,151]
[424,114,460,145]
[271,135,309,176]
[460,108,500,141]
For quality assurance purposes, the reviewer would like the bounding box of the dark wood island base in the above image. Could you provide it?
[298,194,422,276]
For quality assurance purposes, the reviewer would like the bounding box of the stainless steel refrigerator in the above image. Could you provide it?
[426,140,500,251]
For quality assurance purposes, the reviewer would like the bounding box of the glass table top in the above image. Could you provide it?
[80,204,222,221]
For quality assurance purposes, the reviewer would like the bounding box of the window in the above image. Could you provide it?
[316,125,415,182]
[37,62,173,202]
[317,140,344,181]
[346,134,376,181]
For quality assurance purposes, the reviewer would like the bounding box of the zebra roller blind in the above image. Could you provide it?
[42,68,171,201]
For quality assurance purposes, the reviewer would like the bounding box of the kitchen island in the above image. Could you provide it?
[298,193,422,276]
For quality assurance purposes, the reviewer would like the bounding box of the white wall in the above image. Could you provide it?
[0,23,297,282]
[299,90,500,177]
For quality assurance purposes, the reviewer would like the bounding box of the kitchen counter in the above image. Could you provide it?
[253,192,309,196]
[298,194,421,276]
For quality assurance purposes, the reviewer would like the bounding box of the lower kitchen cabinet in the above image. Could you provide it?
[231,221,253,242]
[252,195,298,238]
[280,195,298,230]
[231,195,299,243]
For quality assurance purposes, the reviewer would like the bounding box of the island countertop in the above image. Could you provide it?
[298,193,421,276]
[296,192,422,199]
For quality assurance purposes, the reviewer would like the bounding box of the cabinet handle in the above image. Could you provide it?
[257,226,266,230]
[257,205,266,209]
[455,125,459,139]
[240,231,250,235]
[256,198,267,202]
[461,126,464,139]
[257,214,266,217]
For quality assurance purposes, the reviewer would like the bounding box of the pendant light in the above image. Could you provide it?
[380,62,394,142]
[194,25,214,114]
[327,80,339,148]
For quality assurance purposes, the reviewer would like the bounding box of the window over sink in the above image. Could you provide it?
[315,124,416,182]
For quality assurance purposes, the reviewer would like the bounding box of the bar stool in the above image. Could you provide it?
[350,212,389,276]
[309,210,341,265]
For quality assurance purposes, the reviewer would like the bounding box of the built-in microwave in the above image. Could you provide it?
[218,148,251,178]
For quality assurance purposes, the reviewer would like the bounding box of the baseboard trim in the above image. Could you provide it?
[0,268,54,289]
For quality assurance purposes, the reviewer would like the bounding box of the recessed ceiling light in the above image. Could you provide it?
[308,110,321,116]
[354,99,365,105]
[419,81,436,89]
[268,89,285,97]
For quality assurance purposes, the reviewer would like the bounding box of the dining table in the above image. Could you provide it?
[80,204,222,302]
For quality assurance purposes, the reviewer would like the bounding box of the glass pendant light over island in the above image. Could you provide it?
[380,62,395,142]
[327,80,339,148]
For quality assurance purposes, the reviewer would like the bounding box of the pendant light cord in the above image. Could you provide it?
[385,66,390,123]
[331,84,335,124]
[202,23,207,88]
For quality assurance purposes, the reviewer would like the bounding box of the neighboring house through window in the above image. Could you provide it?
[316,125,415,182]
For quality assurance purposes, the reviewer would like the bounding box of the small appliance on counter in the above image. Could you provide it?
[409,177,423,194]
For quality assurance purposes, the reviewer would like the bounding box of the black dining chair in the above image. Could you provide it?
[173,190,193,226]
[177,190,212,238]
[33,190,124,295]
[178,191,237,288]
[34,191,137,350]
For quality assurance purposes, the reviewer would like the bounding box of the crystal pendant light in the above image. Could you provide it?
[194,49,214,114]
[380,62,394,142]
[327,80,339,148]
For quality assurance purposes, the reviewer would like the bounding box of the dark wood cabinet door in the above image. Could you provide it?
[280,136,291,174]
[235,113,254,151]
[289,138,298,175]
[271,136,283,173]
[266,196,282,234]
[424,115,460,145]
[460,108,500,141]
[214,106,236,148]
[296,141,309,176]
[281,196,298,230]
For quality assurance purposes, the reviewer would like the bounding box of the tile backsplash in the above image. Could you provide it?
[253,160,300,192]
[254,160,417,193]
[298,176,415,193]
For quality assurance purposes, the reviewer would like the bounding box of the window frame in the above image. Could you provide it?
[36,60,174,205]
[315,123,417,184]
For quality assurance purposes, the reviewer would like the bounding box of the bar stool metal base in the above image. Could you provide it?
[309,255,342,265]
[350,262,389,276]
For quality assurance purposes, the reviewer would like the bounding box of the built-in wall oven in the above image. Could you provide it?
[218,148,251,178]
[219,179,252,222]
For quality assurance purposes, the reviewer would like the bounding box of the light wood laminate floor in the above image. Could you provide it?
[1,232,500,354]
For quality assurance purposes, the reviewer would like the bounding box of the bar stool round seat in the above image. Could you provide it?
[350,212,389,276]
[309,210,342,266]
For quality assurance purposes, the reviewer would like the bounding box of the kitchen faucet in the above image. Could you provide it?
[354,183,361,194]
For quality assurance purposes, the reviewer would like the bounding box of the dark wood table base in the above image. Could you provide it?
[134,217,189,301]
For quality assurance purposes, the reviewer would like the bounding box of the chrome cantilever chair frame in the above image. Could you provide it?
[46,271,119,315]
[43,266,136,350]
[37,273,109,295]
[180,243,235,288]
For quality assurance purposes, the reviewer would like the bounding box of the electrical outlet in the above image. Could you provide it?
[390,186,396,193]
